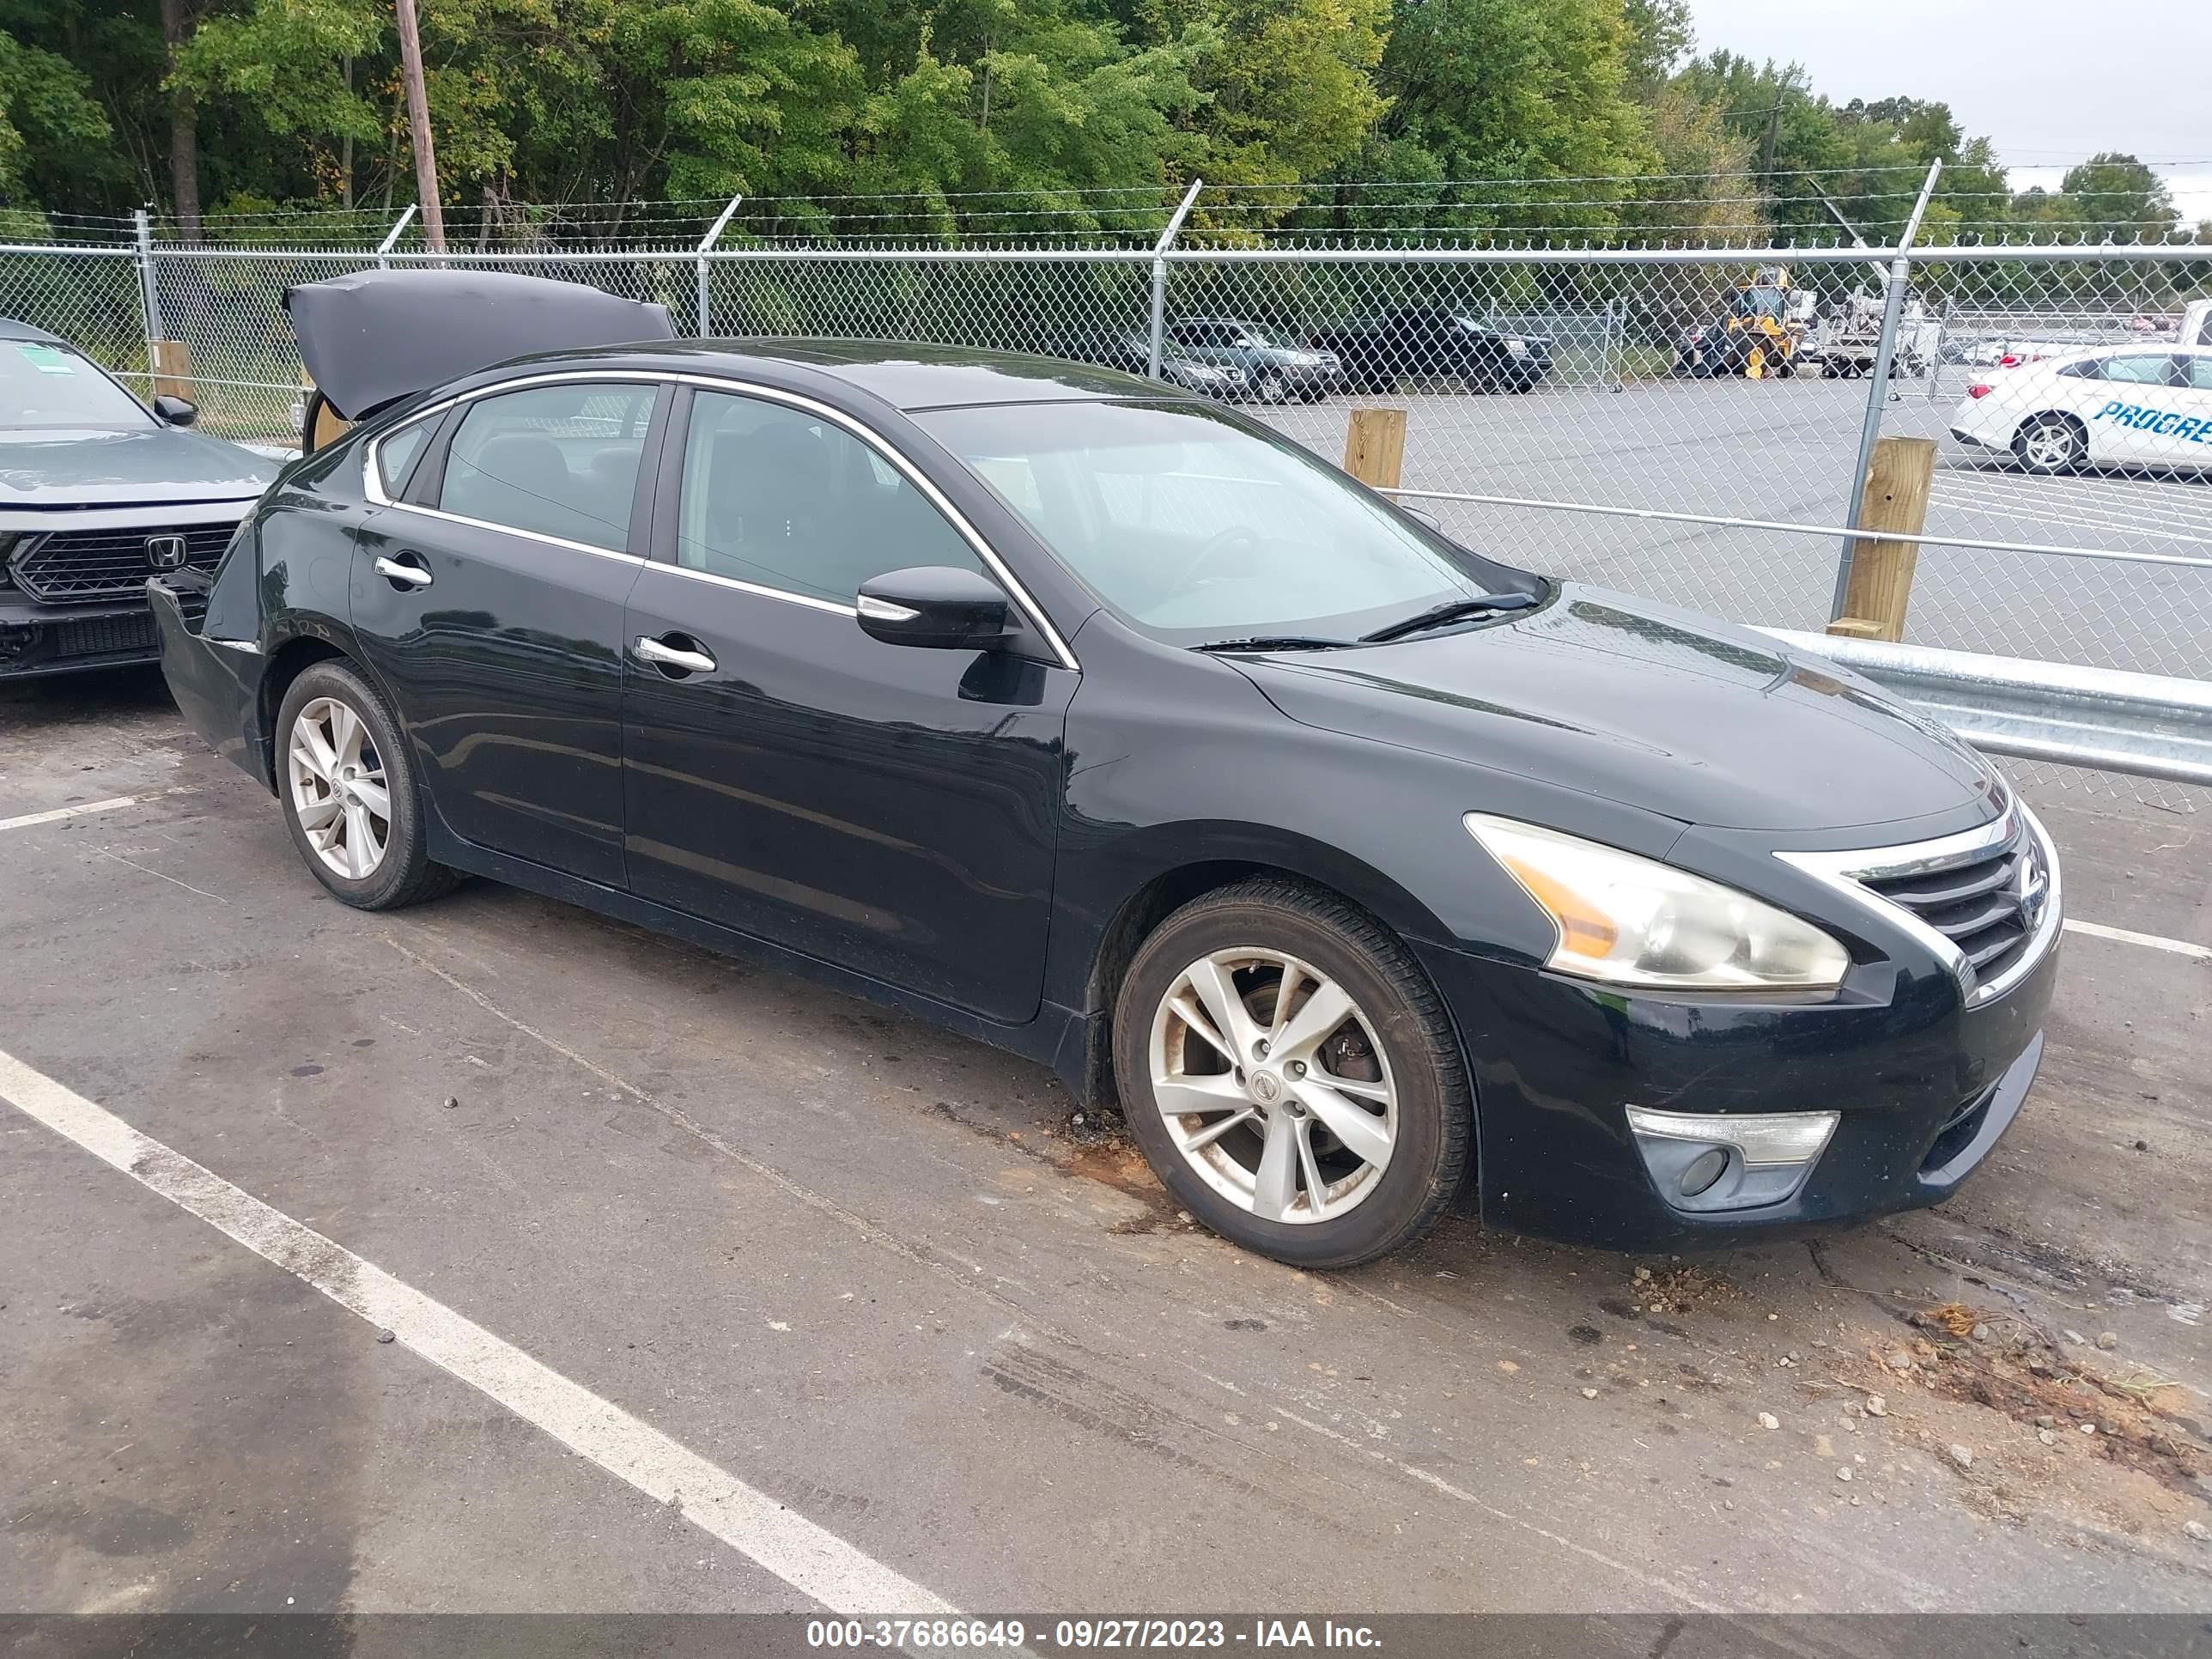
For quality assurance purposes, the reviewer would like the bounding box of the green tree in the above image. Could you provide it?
[1381,0,1655,183]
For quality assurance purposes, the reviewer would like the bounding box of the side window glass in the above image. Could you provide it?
[437,382,655,550]
[2057,360,2100,380]
[2100,355,2173,386]
[2188,356,2212,392]
[678,391,982,604]
[376,418,434,498]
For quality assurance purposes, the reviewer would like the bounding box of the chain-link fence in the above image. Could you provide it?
[4,205,2209,802]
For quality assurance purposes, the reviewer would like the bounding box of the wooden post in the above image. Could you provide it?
[1342,406,1406,490]
[300,368,350,453]
[150,339,193,401]
[1827,434,1936,643]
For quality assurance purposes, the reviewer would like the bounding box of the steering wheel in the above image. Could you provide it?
[1182,523,1263,587]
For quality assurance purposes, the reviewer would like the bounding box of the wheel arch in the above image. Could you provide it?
[256,623,376,790]
[1066,831,1458,1111]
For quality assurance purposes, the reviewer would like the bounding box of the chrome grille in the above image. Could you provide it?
[10,522,240,604]
[1860,825,2043,981]
[1778,799,2059,1005]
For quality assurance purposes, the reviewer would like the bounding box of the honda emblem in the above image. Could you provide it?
[145,534,189,570]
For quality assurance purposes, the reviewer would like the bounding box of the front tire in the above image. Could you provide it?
[1254,369,1290,404]
[2012,412,2087,475]
[276,659,459,910]
[1113,879,1472,1268]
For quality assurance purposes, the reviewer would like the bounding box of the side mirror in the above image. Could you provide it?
[856,566,1015,651]
[152,394,198,427]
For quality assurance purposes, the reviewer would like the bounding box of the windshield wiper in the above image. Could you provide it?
[1357,592,1538,644]
[1190,635,1355,654]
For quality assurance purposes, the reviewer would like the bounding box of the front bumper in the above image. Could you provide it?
[1413,919,2058,1252]
[0,593,167,678]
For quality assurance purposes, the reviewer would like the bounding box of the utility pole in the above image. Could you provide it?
[394,0,447,252]
[1759,104,1781,178]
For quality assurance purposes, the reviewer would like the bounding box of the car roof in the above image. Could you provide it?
[497,338,1192,412]
[0,316,69,345]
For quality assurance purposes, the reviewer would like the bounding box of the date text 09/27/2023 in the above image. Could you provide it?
[805,1619,1384,1650]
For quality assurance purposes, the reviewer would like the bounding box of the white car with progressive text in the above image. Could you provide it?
[1950,343,2212,475]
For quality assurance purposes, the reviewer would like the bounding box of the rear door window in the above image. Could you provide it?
[437,382,656,551]
[2100,354,2181,386]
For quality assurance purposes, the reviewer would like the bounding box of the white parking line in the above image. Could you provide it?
[0,788,192,835]
[0,1044,955,1617]
[2065,918,2212,962]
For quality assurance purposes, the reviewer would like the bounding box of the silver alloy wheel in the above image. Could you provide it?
[2019,418,2079,471]
[1256,370,1289,404]
[1147,948,1397,1224]
[288,696,391,879]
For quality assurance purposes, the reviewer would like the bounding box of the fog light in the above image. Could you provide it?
[1626,1106,1839,1214]
[1678,1146,1729,1197]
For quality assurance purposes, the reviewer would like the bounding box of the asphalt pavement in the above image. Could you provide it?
[2,668,2209,1626]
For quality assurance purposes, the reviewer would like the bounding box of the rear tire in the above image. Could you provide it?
[276,659,460,910]
[2012,412,2086,475]
[1113,878,1472,1269]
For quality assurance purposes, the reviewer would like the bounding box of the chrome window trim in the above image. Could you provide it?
[644,561,854,617]
[360,366,1080,672]
[1775,794,2062,1006]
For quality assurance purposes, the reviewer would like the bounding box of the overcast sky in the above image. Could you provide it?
[1685,0,2212,225]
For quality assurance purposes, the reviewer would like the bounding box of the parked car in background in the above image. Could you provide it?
[1312,307,1552,394]
[1165,318,1340,403]
[1949,343,2212,475]
[1049,330,1247,398]
[155,270,2058,1270]
[0,317,278,678]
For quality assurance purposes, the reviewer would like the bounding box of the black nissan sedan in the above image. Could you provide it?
[150,270,2059,1268]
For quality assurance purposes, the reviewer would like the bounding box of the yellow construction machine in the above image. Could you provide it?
[1675,264,1817,379]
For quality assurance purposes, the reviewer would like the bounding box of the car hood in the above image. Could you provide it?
[1232,584,1998,834]
[0,428,279,507]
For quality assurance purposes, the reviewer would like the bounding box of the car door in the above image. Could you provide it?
[352,375,669,888]
[2080,352,2189,467]
[620,384,1078,1021]
[2178,355,2212,471]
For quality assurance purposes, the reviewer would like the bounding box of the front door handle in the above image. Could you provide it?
[632,634,717,676]
[374,554,434,589]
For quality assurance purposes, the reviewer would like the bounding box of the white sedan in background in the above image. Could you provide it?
[1949,344,2212,474]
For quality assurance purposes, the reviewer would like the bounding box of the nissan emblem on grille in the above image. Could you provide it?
[145,534,189,570]
[2017,841,2048,932]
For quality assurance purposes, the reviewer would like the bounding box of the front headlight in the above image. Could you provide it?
[1464,814,1850,992]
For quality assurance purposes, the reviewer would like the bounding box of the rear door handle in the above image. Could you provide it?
[632,635,717,675]
[374,554,433,589]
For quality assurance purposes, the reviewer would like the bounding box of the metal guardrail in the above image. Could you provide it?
[1764,629,2212,787]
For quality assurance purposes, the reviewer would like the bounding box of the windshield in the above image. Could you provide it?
[917,400,1532,642]
[0,340,154,430]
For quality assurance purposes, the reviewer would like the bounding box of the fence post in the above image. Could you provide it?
[132,207,162,374]
[375,203,418,270]
[1608,296,1626,392]
[1149,178,1204,380]
[1928,294,1953,403]
[695,193,743,338]
[1829,159,1942,623]
[1343,408,1407,489]
[1826,435,1936,641]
